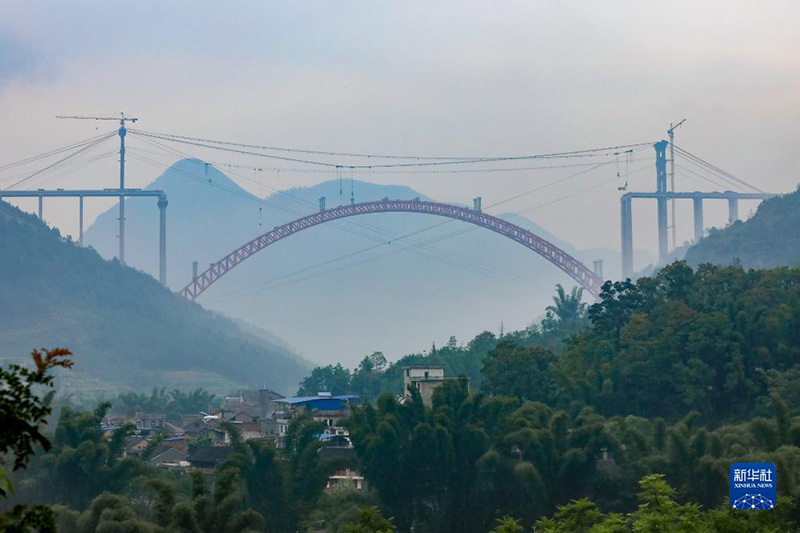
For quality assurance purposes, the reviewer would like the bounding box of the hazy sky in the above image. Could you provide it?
[2,1,799,255]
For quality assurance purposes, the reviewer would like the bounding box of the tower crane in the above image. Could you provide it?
[667,118,686,250]
[56,113,138,264]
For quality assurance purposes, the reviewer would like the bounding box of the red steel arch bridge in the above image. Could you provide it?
[180,199,604,300]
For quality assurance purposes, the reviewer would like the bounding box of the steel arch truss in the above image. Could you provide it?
[180,200,603,300]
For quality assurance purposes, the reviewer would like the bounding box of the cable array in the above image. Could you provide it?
[129,128,651,170]
[7,125,756,302]
[129,128,652,165]
[672,144,764,193]
[116,131,659,301]
[0,131,117,191]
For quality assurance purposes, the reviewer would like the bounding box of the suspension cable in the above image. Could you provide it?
[2,132,117,191]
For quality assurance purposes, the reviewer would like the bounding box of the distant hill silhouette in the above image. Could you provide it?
[0,201,310,394]
[685,186,800,269]
[85,159,653,366]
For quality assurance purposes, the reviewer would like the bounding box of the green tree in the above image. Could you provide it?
[542,284,588,334]
[0,348,73,532]
[481,340,558,402]
[341,506,396,533]
[588,279,643,349]
[351,352,388,399]
[489,515,523,533]
[298,364,352,396]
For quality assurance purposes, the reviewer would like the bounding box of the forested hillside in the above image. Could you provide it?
[6,262,800,532]
[685,185,800,268]
[0,202,310,393]
[338,263,800,531]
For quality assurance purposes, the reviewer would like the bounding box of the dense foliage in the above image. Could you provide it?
[5,262,800,531]
[567,262,800,421]
[8,409,356,532]
[534,474,797,532]
[346,377,800,532]
[109,388,218,424]
[0,202,310,393]
[0,348,73,532]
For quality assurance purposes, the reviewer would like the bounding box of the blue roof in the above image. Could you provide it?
[276,394,358,405]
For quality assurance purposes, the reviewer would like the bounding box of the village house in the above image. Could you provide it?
[403,364,446,406]
[180,418,226,445]
[149,446,190,467]
[187,446,237,473]
[134,411,166,433]
[123,436,149,458]
[317,432,365,492]
[102,412,168,437]
[222,389,285,421]
[325,467,367,491]
[274,392,358,441]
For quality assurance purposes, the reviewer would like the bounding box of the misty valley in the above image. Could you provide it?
[2,3,800,531]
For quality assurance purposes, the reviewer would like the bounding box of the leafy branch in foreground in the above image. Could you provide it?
[0,348,73,532]
[0,348,73,473]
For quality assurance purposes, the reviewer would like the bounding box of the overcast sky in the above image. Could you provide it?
[2,1,799,255]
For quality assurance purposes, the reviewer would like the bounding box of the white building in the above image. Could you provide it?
[403,365,446,406]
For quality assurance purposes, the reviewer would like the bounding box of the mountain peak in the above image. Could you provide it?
[147,158,256,200]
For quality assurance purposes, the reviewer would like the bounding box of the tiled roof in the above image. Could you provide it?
[187,446,237,465]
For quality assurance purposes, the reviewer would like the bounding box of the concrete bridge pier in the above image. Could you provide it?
[158,195,168,286]
[654,140,669,263]
[657,196,668,262]
[621,196,633,279]
[693,197,704,242]
[79,196,84,246]
[728,197,739,225]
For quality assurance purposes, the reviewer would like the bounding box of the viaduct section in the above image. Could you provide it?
[620,140,775,278]
[0,189,169,285]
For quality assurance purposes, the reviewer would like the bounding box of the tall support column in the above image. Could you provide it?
[158,195,168,286]
[119,124,127,264]
[621,196,633,279]
[592,259,604,279]
[654,141,669,262]
[728,197,739,225]
[38,195,43,219]
[79,196,84,246]
[657,197,668,260]
[692,197,704,242]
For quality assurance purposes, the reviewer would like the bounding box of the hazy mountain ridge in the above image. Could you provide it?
[85,159,652,366]
[685,185,800,269]
[0,201,310,393]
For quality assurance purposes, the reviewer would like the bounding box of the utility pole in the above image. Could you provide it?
[667,119,686,251]
[56,113,138,263]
